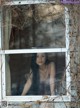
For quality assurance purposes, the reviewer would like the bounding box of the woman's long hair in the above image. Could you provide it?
[29,53,49,95]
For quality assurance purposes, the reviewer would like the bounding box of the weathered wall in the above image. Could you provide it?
[68,5,80,108]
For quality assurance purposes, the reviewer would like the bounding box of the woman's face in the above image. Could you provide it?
[36,53,46,66]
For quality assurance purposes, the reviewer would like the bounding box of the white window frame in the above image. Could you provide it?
[0,0,71,102]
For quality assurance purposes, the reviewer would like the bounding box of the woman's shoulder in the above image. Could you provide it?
[47,62,55,71]
[47,62,55,75]
[48,62,55,67]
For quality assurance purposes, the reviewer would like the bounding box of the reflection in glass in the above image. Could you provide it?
[3,4,65,49]
[6,52,66,96]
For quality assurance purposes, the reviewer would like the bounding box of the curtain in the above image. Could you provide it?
[4,7,12,95]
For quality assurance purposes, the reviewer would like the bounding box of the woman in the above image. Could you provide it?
[21,53,55,95]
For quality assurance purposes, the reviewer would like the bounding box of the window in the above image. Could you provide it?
[0,0,71,102]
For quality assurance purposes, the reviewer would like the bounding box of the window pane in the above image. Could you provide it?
[3,4,66,49]
[5,52,66,96]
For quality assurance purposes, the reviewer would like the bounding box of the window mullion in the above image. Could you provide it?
[0,55,2,101]
[2,54,6,99]
[65,7,70,51]
[0,8,2,49]
[0,7,2,102]
[2,48,67,54]
[65,7,71,96]
[4,0,55,6]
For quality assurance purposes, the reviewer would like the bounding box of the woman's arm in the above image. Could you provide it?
[21,72,33,95]
[50,62,55,95]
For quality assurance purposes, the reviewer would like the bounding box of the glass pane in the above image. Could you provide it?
[6,52,66,96]
[3,4,66,49]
